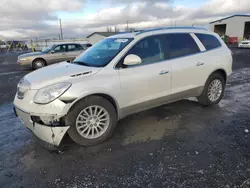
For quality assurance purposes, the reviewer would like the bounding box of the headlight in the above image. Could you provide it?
[20,58,28,61]
[34,82,71,104]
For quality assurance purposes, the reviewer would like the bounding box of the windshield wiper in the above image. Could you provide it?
[73,61,90,66]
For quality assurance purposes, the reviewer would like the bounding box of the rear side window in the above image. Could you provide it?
[195,33,221,50]
[165,33,200,59]
[68,44,83,51]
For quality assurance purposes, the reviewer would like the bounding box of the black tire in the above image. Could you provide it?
[197,72,226,106]
[32,59,46,70]
[65,96,117,146]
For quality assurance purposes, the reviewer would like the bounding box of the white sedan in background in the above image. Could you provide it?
[238,40,250,48]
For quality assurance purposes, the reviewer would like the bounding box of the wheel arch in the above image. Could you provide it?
[66,93,119,118]
[32,57,47,66]
[209,68,227,82]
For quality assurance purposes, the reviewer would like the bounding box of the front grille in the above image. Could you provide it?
[242,42,249,44]
[17,78,30,99]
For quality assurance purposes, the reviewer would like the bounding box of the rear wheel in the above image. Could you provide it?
[66,96,117,146]
[197,73,225,106]
[33,59,46,70]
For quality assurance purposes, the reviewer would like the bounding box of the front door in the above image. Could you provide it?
[118,35,171,116]
[48,44,68,64]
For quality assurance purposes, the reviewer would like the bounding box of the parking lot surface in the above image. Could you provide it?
[0,48,250,188]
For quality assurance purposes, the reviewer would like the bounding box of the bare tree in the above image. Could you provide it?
[114,25,120,32]
[106,26,112,32]
[126,27,136,32]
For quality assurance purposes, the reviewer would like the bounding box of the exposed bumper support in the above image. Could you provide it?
[14,107,69,146]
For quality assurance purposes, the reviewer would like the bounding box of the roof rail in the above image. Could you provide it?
[136,26,208,35]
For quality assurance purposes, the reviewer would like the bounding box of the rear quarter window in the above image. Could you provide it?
[195,33,222,50]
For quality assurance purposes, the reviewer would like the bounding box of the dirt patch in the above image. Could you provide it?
[122,115,180,145]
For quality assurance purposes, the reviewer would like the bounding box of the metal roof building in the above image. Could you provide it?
[86,32,121,44]
[210,15,250,40]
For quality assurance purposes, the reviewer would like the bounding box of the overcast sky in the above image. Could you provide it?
[0,0,249,39]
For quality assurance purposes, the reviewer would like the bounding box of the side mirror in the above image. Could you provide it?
[67,58,75,63]
[50,50,55,54]
[123,54,142,66]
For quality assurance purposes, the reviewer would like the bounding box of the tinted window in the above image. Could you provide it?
[195,33,221,50]
[53,45,67,53]
[75,44,84,50]
[165,33,200,59]
[127,35,166,65]
[68,44,83,51]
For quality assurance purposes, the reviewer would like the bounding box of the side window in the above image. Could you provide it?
[165,33,200,59]
[53,45,67,53]
[68,44,83,52]
[68,44,77,51]
[75,44,84,51]
[195,33,222,50]
[126,35,166,65]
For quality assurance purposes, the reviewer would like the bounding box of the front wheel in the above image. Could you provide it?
[197,73,226,106]
[33,59,46,70]
[66,96,117,146]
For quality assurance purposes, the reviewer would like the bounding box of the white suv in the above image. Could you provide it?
[13,27,232,147]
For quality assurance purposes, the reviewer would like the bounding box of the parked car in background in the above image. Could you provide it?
[17,43,85,69]
[14,27,232,147]
[238,39,250,48]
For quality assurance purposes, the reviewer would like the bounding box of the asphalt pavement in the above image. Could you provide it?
[0,48,250,188]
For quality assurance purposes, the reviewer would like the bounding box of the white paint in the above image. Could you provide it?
[13,27,233,146]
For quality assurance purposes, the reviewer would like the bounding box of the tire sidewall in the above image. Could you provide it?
[33,59,45,70]
[204,73,226,105]
[66,96,117,146]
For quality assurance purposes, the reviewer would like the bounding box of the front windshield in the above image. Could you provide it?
[73,38,133,67]
[42,45,55,53]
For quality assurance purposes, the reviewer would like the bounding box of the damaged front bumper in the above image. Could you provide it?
[14,107,69,146]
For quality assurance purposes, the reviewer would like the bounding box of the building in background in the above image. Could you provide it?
[86,32,121,44]
[210,15,250,41]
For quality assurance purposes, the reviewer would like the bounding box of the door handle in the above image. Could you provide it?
[196,62,204,66]
[159,70,169,75]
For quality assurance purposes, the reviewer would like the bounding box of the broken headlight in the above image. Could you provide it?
[34,82,71,104]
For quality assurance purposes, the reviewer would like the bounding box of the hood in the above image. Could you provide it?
[19,52,44,58]
[25,62,101,89]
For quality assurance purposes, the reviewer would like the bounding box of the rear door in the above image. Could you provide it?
[67,44,84,61]
[194,33,225,81]
[167,33,205,95]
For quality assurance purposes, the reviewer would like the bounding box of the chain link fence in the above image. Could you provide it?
[29,38,89,51]
[0,38,89,53]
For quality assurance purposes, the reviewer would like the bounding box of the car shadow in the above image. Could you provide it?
[58,98,224,154]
